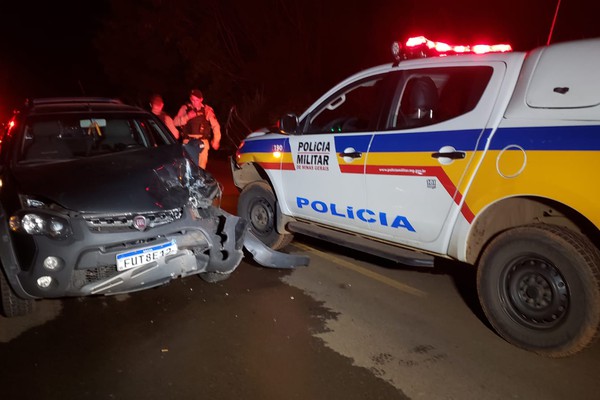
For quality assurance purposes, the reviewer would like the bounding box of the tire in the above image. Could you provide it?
[237,181,293,250]
[0,269,35,317]
[477,224,600,357]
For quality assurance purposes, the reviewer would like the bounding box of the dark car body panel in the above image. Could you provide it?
[10,145,202,213]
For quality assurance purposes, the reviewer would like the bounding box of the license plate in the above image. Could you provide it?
[116,241,178,272]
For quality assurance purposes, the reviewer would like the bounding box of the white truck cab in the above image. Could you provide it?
[232,36,600,357]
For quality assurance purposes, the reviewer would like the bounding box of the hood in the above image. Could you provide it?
[11,145,219,213]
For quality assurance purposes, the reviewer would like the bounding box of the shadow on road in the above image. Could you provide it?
[294,234,489,329]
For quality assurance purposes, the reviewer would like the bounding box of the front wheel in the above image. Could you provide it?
[477,224,600,357]
[1,269,35,317]
[199,272,231,283]
[238,181,293,250]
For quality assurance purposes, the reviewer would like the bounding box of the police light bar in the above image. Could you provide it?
[393,36,512,62]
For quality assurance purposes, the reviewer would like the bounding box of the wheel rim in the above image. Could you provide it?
[248,197,274,236]
[501,256,570,329]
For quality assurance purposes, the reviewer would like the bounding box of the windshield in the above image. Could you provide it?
[17,114,174,163]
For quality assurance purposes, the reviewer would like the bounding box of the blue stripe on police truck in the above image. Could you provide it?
[365,125,600,153]
[490,125,600,151]
[333,135,373,153]
[241,138,291,153]
[240,125,600,156]
[366,129,485,152]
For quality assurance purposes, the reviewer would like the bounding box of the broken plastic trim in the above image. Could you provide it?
[243,230,309,269]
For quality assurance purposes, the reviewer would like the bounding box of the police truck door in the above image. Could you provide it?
[365,63,507,252]
[281,73,394,236]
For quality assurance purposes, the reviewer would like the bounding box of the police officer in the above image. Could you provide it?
[174,89,221,169]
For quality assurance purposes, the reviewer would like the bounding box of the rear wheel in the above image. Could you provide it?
[0,269,35,317]
[238,181,293,250]
[477,224,600,357]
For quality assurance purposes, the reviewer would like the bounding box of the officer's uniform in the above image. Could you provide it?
[174,96,221,169]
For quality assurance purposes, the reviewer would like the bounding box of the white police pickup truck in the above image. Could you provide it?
[232,36,600,357]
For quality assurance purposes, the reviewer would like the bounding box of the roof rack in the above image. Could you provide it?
[29,97,123,106]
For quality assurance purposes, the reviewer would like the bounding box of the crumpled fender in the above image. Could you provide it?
[207,201,309,270]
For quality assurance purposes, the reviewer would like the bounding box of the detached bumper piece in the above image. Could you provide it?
[243,231,309,269]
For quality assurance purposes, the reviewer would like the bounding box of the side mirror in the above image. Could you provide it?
[279,113,299,135]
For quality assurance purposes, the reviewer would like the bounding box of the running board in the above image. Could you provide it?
[287,221,434,267]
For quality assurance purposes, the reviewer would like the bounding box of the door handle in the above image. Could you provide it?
[339,151,362,159]
[431,151,465,160]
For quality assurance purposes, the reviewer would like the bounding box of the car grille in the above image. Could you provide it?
[83,208,183,232]
[71,265,120,289]
[71,237,166,288]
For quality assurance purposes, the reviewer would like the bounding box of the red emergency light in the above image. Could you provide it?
[6,117,16,136]
[393,36,512,62]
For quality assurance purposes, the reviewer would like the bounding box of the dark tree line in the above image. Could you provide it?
[3,0,592,133]
[93,0,569,137]
[94,0,390,138]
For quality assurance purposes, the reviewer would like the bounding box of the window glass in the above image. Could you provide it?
[145,119,173,146]
[391,66,493,129]
[305,74,387,134]
[18,114,173,163]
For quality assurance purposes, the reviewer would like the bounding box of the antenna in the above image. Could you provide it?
[78,80,87,96]
[547,0,561,45]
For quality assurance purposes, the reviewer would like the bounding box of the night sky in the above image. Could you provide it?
[1,0,599,121]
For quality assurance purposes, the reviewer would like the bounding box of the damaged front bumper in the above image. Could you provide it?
[78,208,309,296]
[78,207,248,295]
[9,205,308,299]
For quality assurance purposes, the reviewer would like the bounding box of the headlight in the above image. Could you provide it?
[10,211,72,239]
[22,213,46,234]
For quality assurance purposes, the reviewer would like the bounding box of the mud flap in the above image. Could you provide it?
[244,231,309,269]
